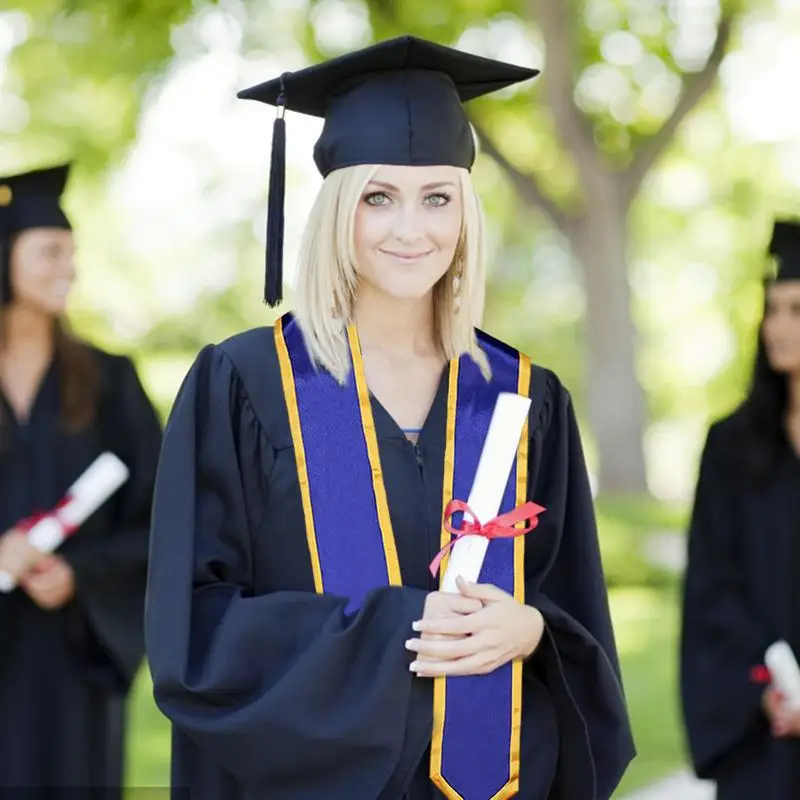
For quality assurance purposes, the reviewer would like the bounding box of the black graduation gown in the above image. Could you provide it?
[0,348,163,795]
[680,415,800,799]
[145,327,635,800]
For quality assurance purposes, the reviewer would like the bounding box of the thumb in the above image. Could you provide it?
[455,575,511,602]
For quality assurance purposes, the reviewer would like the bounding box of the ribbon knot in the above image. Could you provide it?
[17,495,75,537]
[429,498,546,578]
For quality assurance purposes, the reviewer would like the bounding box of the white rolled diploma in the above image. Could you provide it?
[0,452,130,593]
[440,391,532,593]
[765,640,800,712]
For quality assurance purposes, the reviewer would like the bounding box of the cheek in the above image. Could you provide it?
[355,210,390,250]
[429,210,462,254]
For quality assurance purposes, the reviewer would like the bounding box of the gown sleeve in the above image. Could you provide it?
[524,372,636,799]
[60,354,163,689]
[145,344,431,797]
[678,424,770,779]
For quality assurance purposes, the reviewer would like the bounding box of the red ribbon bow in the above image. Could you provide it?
[429,498,546,578]
[16,495,76,538]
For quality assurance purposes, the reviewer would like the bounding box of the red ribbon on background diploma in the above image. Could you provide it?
[16,495,77,537]
[751,665,772,685]
[429,499,546,578]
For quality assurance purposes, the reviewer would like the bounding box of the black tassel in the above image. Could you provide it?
[264,78,287,307]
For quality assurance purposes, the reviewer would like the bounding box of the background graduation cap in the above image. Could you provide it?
[0,164,72,306]
[768,219,800,282]
[237,35,540,307]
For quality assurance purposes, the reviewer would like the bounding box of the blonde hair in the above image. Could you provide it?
[294,164,490,383]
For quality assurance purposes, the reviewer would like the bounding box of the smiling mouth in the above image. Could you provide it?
[380,249,433,261]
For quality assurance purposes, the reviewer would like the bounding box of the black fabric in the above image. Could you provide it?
[0,347,163,792]
[145,326,635,800]
[680,415,800,799]
[768,219,800,282]
[237,36,538,176]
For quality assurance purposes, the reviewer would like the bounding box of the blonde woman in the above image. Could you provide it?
[145,37,635,800]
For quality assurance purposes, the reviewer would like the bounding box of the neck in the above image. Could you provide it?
[1,304,55,359]
[352,284,438,358]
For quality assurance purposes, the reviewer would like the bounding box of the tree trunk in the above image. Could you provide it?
[571,188,648,494]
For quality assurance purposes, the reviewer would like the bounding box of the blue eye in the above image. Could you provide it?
[425,193,451,207]
[364,192,391,206]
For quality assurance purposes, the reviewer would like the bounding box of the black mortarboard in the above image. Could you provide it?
[0,164,72,306]
[768,220,800,282]
[237,35,539,306]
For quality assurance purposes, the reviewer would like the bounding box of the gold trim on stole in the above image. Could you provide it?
[430,353,531,800]
[346,324,403,586]
[430,355,460,796]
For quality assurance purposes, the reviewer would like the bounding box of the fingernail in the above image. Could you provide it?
[409,661,419,672]
[412,621,421,631]
[405,639,418,651]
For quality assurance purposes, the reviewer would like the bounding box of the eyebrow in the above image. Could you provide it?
[366,180,457,191]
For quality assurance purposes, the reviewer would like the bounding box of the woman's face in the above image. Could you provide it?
[762,279,800,376]
[9,227,76,316]
[353,164,463,302]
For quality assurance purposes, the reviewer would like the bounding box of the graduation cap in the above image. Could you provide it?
[237,35,540,306]
[768,220,800,282]
[0,164,72,306]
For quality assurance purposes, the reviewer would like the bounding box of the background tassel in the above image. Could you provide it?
[264,84,287,306]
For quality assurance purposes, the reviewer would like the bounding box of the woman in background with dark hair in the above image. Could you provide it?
[0,164,163,796]
[680,219,800,799]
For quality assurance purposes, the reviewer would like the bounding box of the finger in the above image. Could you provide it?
[413,615,475,637]
[433,593,484,616]
[411,652,498,678]
[406,634,486,661]
[455,577,512,603]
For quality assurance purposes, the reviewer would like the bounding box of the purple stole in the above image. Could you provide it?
[275,312,530,799]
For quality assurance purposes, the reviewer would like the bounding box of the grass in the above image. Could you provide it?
[123,584,687,796]
[610,584,688,797]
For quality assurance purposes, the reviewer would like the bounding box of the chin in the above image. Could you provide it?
[767,356,800,375]
[372,274,442,302]
[40,299,69,317]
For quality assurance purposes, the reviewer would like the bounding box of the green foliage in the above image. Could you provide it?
[595,493,686,589]
[1,0,209,168]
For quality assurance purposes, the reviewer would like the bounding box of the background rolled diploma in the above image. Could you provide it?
[0,452,130,593]
[440,392,532,594]
[765,641,800,711]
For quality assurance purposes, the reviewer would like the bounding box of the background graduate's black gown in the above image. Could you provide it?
[681,415,800,799]
[145,328,635,800]
[0,348,162,795]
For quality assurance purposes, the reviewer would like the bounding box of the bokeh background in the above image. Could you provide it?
[2,0,800,795]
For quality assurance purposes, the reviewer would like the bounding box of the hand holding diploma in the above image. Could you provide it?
[0,528,45,584]
[407,576,545,676]
[409,392,547,677]
[762,641,800,738]
[0,452,129,593]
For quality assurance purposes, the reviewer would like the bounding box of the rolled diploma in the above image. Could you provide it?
[0,452,130,593]
[765,640,800,711]
[440,392,532,593]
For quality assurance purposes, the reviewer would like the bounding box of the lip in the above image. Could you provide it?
[379,249,433,261]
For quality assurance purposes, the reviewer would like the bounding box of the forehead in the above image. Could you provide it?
[369,164,462,188]
[15,227,74,248]
[767,280,800,305]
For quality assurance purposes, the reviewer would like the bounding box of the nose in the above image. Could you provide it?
[392,203,425,243]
